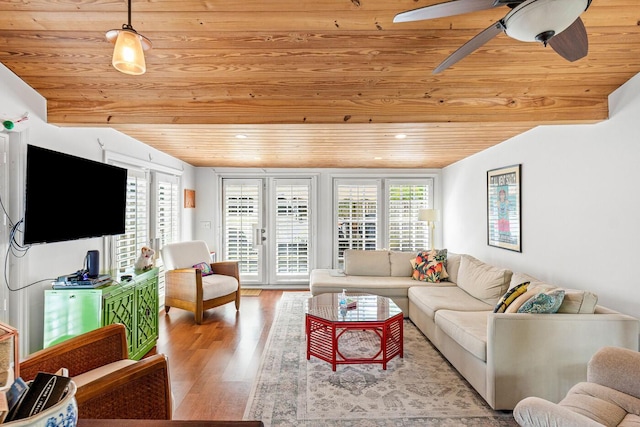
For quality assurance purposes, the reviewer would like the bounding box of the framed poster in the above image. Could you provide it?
[487,164,521,252]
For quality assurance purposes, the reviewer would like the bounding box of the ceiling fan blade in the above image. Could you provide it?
[433,21,504,74]
[548,17,588,62]
[393,0,501,23]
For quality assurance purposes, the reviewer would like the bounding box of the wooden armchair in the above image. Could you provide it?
[161,240,240,324]
[19,323,172,420]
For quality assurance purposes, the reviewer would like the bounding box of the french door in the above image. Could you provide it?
[222,178,313,286]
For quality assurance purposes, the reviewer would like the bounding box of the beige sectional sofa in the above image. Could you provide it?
[309,249,452,314]
[309,249,640,410]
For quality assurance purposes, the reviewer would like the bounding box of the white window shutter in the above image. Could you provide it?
[116,169,148,271]
[274,180,310,276]
[387,180,432,251]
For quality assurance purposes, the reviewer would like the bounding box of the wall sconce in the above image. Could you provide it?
[105,0,152,75]
[418,208,440,251]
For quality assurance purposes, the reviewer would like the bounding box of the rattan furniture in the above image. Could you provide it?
[161,240,240,324]
[305,293,404,370]
[19,323,172,420]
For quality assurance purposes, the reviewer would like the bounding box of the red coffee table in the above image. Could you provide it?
[305,293,403,370]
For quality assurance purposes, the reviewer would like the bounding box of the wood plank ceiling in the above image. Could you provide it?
[1,0,639,168]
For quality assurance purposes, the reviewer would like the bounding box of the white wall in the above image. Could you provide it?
[442,72,640,320]
[0,63,196,353]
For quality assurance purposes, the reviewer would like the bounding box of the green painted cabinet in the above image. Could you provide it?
[43,268,159,360]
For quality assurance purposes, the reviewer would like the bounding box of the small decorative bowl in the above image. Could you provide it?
[4,380,77,427]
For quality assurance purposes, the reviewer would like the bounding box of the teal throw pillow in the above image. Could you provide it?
[517,289,565,314]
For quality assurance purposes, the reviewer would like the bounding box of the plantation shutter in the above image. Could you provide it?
[335,180,380,266]
[115,169,148,271]
[223,180,261,277]
[387,179,433,252]
[274,179,310,278]
[154,173,179,301]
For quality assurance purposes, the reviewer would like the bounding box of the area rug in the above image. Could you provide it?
[243,292,518,426]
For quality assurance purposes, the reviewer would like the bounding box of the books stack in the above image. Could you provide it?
[0,371,72,423]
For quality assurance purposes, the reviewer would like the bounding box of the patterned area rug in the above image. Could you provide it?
[243,292,518,426]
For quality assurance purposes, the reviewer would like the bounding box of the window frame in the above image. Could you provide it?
[104,151,182,277]
[332,177,434,267]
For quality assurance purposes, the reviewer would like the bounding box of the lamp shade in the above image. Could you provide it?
[418,209,440,222]
[109,28,149,75]
[504,0,589,43]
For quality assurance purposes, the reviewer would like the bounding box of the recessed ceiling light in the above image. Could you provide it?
[235,134,248,139]
[395,134,407,139]
[374,157,383,160]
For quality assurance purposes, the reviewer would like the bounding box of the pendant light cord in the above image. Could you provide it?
[122,0,134,31]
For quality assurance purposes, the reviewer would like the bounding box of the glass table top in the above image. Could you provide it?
[305,293,402,322]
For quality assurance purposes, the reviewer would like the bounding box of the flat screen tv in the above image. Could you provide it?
[23,144,128,245]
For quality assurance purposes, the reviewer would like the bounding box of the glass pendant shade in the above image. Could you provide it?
[105,0,151,76]
[504,0,589,42]
[111,28,146,75]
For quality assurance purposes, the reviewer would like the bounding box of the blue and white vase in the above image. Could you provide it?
[4,381,78,427]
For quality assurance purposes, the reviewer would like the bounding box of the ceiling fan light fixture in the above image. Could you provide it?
[504,0,589,43]
[105,0,151,76]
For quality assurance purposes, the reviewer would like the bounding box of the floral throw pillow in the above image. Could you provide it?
[412,249,448,283]
[192,262,214,276]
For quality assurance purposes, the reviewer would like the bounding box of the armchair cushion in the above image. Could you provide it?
[162,240,211,270]
[203,274,239,300]
[514,346,640,427]
[560,382,640,425]
[72,359,137,388]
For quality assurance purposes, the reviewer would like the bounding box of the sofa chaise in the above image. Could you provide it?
[309,249,640,410]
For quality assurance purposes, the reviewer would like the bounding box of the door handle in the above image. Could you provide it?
[254,228,266,246]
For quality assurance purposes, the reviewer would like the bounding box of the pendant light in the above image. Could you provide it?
[105,0,151,75]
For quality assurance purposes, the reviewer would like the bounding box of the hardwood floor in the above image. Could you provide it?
[155,290,287,421]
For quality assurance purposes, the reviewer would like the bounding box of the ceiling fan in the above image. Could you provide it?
[393,0,592,74]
